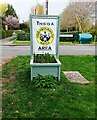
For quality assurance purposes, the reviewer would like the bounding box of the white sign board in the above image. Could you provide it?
[31,16,59,54]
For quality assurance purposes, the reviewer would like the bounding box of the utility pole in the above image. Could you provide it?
[46,0,48,15]
[35,8,36,15]
[35,0,38,15]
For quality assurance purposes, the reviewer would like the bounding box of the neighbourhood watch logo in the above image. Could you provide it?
[36,27,54,46]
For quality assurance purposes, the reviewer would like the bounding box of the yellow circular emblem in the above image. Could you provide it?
[36,27,54,46]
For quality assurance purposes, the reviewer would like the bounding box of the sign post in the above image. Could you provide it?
[30,15,61,80]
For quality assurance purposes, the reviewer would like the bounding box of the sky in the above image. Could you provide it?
[0,0,70,23]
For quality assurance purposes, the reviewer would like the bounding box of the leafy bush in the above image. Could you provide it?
[90,29,97,39]
[13,30,20,35]
[22,28,30,33]
[2,30,7,38]
[32,75,58,88]
[0,30,2,39]
[17,31,25,40]
[0,30,13,39]
[5,30,13,37]
[17,31,30,41]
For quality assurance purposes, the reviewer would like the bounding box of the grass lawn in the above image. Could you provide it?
[12,41,79,45]
[2,55,96,118]
[60,42,79,45]
[13,40,30,44]
[60,41,97,45]
[13,40,74,45]
[12,40,97,45]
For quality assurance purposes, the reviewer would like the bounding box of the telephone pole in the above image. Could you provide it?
[35,0,38,15]
[35,8,37,15]
[46,0,48,15]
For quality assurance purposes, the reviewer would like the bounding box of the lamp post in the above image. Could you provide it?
[46,0,48,15]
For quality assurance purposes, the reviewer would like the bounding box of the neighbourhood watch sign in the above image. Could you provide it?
[31,16,59,54]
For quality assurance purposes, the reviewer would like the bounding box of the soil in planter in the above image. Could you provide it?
[33,53,57,63]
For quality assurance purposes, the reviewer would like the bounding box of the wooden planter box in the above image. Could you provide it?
[30,57,61,81]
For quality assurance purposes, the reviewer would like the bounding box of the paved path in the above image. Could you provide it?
[0,37,96,64]
[0,36,16,65]
[0,36,16,45]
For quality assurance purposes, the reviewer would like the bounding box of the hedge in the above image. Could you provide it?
[60,31,80,42]
[17,31,30,41]
[90,29,97,38]
[5,30,13,37]
[0,30,13,39]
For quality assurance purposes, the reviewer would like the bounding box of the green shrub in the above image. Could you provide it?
[17,31,25,40]
[32,75,58,88]
[22,28,30,33]
[17,31,30,41]
[13,30,20,35]
[5,30,13,37]
[90,29,97,39]
[2,30,7,38]
[1,30,13,39]
[0,30,2,39]
[24,33,30,40]
[34,54,56,63]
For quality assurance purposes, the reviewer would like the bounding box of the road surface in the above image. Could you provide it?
[0,37,96,64]
[1,45,96,62]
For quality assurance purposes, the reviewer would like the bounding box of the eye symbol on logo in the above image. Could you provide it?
[36,27,54,46]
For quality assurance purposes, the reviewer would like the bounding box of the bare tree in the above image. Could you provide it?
[60,1,95,32]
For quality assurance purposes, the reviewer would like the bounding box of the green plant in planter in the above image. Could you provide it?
[32,75,58,88]
[45,53,49,63]
[33,54,56,63]
[50,55,56,63]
